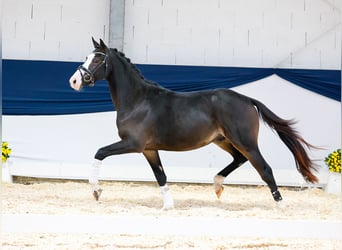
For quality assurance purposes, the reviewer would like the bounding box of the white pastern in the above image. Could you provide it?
[214,175,225,198]
[89,159,102,192]
[214,175,225,186]
[160,185,174,210]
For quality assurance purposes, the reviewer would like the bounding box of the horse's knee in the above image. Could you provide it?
[94,148,106,161]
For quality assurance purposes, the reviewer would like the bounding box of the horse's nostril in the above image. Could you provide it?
[73,79,77,84]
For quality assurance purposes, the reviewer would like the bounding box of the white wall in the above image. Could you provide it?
[2,0,341,68]
[2,0,110,61]
[123,0,341,69]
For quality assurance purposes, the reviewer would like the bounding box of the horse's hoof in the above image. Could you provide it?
[161,204,174,211]
[215,186,224,199]
[276,199,286,209]
[213,175,225,199]
[93,188,103,201]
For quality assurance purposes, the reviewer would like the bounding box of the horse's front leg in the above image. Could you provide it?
[143,150,174,210]
[89,139,143,201]
[89,159,103,201]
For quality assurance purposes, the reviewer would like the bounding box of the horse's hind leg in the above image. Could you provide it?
[219,104,283,202]
[230,140,283,202]
[143,150,174,209]
[242,148,283,202]
[213,139,247,198]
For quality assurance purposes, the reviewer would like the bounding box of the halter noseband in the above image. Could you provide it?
[78,52,108,86]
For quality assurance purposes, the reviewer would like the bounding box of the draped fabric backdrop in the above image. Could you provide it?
[2,0,341,186]
[3,59,340,115]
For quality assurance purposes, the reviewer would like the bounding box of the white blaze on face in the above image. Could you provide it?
[83,53,96,69]
[69,53,96,91]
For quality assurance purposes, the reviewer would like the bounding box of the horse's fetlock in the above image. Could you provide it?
[214,175,225,185]
[271,190,283,202]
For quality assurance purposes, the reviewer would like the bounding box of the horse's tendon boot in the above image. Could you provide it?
[272,190,283,202]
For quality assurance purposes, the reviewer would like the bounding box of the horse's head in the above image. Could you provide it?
[69,38,109,91]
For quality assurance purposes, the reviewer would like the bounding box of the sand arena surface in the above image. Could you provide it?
[1,181,342,249]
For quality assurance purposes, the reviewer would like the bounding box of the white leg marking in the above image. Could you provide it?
[214,175,225,185]
[160,184,174,210]
[89,159,102,192]
[214,175,225,198]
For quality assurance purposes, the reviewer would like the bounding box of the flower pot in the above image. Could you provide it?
[325,172,341,195]
[2,162,13,183]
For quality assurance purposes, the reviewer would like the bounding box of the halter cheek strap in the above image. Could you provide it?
[78,52,108,86]
[77,65,95,86]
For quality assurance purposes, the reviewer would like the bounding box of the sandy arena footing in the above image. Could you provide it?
[2,214,341,239]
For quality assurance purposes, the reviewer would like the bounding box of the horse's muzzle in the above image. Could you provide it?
[69,71,83,91]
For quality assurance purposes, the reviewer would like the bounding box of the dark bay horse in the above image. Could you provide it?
[69,38,318,209]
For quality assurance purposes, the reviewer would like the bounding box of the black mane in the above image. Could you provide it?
[109,48,161,88]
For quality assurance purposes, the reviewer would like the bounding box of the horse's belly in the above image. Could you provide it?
[147,129,220,151]
[145,103,221,151]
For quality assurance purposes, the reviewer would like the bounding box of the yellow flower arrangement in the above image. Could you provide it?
[325,149,341,174]
[2,141,12,163]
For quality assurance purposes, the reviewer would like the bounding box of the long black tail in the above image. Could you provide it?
[251,98,319,183]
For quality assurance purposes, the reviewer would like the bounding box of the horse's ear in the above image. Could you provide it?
[99,39,109,51]
[92,37,101,49]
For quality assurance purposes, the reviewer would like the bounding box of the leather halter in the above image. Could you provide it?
[77,52,107,86]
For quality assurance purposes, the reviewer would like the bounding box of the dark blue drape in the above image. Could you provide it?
[2,59,341,115]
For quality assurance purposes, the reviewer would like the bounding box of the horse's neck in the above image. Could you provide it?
[107,56,145,113]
